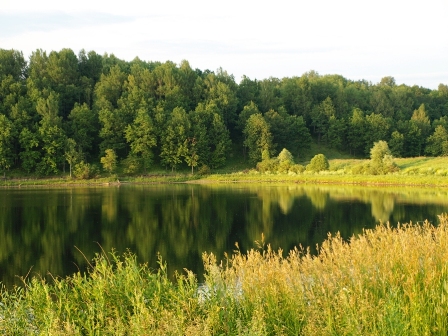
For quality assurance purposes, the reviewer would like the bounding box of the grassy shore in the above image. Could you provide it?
[1,215,448,335]
[200,156,448,187]
[1,156,448,188]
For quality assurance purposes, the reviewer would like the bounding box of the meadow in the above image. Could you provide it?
[1,214,448,335]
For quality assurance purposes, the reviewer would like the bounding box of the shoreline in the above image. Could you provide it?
[2,172,448,188]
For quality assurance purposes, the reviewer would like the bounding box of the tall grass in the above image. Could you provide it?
[2,215,448,335]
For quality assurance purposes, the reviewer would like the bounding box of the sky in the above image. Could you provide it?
[1,0,447,89]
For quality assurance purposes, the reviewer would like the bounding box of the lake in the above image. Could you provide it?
[1,184,448,287]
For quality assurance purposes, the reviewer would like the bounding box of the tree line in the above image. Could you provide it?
[0,48,447,177]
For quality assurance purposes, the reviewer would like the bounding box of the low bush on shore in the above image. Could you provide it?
[2,215,448,335]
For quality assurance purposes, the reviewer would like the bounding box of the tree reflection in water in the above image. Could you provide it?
[0,184,447,287]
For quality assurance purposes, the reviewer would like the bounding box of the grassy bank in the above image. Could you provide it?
[1,215,448,335]
[200,156,448,187]
[0,172,199,187]
[202,171,448,187]
[2,156,448,188]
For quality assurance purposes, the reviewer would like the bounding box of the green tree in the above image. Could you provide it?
[237,101,260,134]
[160,107,190,171]
[397,120,422,157]
[67,103,98,158]
[236,76,259,111]
[19,128,40,173]
[347,108,366,156]
[125,108,157,172]
[208,109,231,168]
[264,108,311,158]
[277,148,294,173]
[425,125,448,156]
[188,102,231,169]
[311,97,335,143]
[280,76,313,117]
[258,77,281,112]
[370,140,391,164]
[46,48,80,117]
[204,71,238,129]
[94,64,127,111]
[101,149,117,175]
[64,138,82,178]
[184,137,199,174]
[325,116,346,150]
[364,113,390,156]
[243,113,274,165]
[0,49,27,81]
[0,114,14,177]
[369,140,398,174]
[306,154,329,172]
[389,131,404,157]
[410,104,431,156]
[36,92,66,175]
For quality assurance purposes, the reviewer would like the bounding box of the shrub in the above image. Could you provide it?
[73,161,99,179]
[198,164,211,176]
[306,154,329,172]
[369,141,399,175]
[289,164,305,174]
[121,156,142,174]
[256,158,279,173]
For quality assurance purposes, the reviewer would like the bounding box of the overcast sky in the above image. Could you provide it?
[1,0,447,89]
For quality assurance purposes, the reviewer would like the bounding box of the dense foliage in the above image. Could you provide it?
[1,48,448,176]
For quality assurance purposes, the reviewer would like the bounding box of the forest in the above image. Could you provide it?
[0,48,448,177]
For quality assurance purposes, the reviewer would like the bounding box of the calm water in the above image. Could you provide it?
[1,184,448,287]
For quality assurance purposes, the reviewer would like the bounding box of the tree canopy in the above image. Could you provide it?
[0,48,448,176]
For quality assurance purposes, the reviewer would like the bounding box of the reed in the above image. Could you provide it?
[2,215,448,335]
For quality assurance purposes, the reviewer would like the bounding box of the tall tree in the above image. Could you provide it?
[410,104,431,155]
[204,72,238,131]
[311,97,335,143]
[36,92,66,175]
[101,148,117,175]
[264,108,311,158]
[19,128,40,173]
[364,113,390,156]
[0,114,14,177]
[389,131,405,157]
[425,125,448,156]
[325,116,346,150]
[183,137,199,174]
[67,103,98,158]
[347,108,366,156]
[160,107,190,171]
[125,108,157,172]
[243,113,274,165]
[64,138,82,178]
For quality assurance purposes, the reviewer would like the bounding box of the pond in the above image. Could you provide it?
[1,184,448,287]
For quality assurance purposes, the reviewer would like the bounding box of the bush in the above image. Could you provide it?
[198,164,211,176]
[256,158,279,173]
[369,141,399,175]
[73,161,99,179]
[289,164,305,174]
[121,156,142,174]
[306,154,329,172]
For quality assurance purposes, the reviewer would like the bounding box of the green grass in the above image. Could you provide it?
[2,215,448,335]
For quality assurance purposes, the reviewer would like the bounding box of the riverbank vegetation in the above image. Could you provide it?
[1,214,448,334]
[1,48,448,181]
[2,153,448,187]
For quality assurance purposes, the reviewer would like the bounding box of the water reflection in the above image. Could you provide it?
[0,184,447,287]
